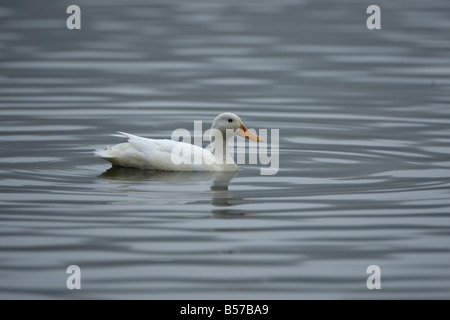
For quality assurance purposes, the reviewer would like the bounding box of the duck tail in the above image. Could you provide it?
[94,148,113,159]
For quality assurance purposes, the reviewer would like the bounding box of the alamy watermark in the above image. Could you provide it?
[170,121,279,175]
[67,5,381,31]
[65,265,381,291]
[66,265,81,290]
[66,5,81,30]
[366,265,381,290]
[366,5,381,30]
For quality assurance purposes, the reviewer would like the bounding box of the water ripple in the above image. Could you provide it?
[1,0,450,299]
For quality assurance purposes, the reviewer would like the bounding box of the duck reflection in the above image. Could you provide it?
[98,167,240,217]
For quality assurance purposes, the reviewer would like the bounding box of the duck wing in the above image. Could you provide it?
[95,132,216,171]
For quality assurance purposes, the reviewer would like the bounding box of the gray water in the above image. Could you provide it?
[1,0,450,299]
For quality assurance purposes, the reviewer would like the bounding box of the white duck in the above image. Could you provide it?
[95,113,262,171]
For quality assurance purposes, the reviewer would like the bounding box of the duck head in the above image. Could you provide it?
[211,112,262,142]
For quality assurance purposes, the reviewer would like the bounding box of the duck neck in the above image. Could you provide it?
[212,136,234,165]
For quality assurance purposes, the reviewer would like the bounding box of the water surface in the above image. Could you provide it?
[1,0,450,299]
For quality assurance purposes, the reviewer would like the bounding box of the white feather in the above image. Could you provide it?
[95,113,255,172]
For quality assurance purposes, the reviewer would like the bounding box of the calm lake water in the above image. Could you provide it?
[1,0,450,299]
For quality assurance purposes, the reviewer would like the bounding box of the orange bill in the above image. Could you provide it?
[238,124,263,142]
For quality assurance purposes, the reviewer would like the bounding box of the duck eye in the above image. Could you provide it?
[228,119,233,123]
